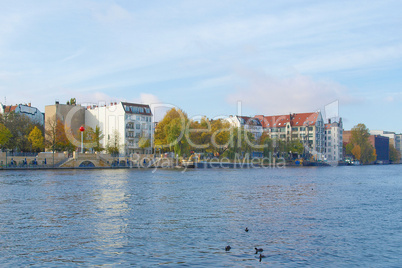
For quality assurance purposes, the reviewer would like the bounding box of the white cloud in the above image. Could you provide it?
[138,93,161,105]
[383,92,402,103]
[227,69,360,116]
[90,3,133,24]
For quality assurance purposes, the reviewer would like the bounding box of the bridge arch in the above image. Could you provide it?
[78,160,95,168]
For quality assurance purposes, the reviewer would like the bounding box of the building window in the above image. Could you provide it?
[136,124,140,129]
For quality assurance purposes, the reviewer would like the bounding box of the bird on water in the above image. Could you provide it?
[259,253,266,262]
[225,246,231,251]
[255,247,263,254]
[245,227,249,232]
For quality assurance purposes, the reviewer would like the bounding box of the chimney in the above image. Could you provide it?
[28,102,31,107]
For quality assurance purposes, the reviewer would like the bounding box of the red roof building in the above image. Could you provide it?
[255,112,325,160]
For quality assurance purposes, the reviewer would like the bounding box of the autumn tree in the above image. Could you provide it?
[0,123,12,149]
[210,119,231,156]
[138,134,151,154]
[351,144,361,161]
[154,108,189,156]
[45,117,76,153]
[389,144,401,163]
[28,126,44,152]
[186,117,211,152]
[350,124,376,164]
[0,113,41,152]
[165,117,190,157]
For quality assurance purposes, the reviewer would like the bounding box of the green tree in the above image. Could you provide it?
[273,138,287,158]
[138,136,151,154]
[224,128,254,159]
[287,139,304,156]
[165,117,190,157]
[155,108,188,155]
[0,113,40,152]
[350,124,375,164]
[261,136,274,157]
[28,126,44,152]
[0,123,12,149]
[106,130,121,155]
[344,142,354,156]
[92,126,104,153]
[67,98,76,105]
[77,125,103,153]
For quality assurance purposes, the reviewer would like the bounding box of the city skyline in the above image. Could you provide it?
[1,0,401,133]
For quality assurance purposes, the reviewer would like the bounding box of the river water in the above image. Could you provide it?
[0,165,401,267]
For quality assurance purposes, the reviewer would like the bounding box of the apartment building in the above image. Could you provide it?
[324,119,343,162]
[44,101,86,148]
[85,102,153,155]
[227,115,263,140]
[255,112,325,159]
[1,102,44,125]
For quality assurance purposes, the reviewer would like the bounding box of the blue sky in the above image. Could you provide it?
[1,0,401,132]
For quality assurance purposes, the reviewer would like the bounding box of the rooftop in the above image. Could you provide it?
[255,112,320,128]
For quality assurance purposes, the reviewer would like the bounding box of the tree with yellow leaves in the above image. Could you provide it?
[28,126,44,152]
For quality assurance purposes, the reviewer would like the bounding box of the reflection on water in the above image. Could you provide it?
[0,166,401,266]
[92,171,130,250]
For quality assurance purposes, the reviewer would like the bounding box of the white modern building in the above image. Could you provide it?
[1,102,44,125]
[227,115,263,140]
[324,118,343,162]
[85,102,153,155]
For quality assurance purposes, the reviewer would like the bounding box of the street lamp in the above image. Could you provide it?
[79,126,85,153]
